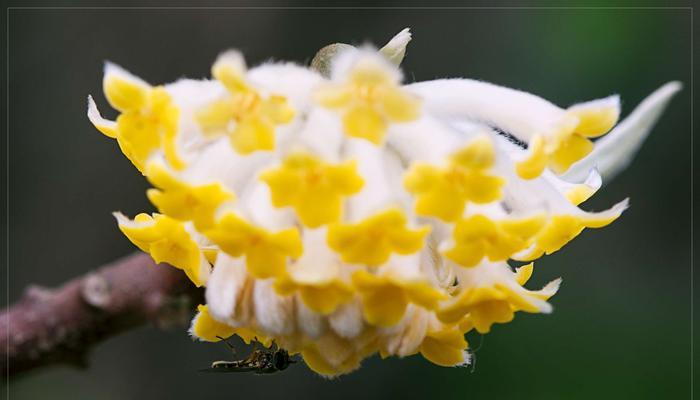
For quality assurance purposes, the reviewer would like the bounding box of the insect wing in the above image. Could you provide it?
[199,360,257,373]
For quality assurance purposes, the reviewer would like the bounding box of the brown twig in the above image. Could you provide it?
[1,253,204,377]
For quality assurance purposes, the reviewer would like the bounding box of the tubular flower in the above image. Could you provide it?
[115,212,211,287]
[315,48,420,144]
[260,150,364,227]
[145,161,235,230]
[196,51,296,154]
[204,212,303,279]
[403,136,505,222]
[91,29,680,377]
[88,64,183,172]
[327,208,430,266]
[443,213,546,267]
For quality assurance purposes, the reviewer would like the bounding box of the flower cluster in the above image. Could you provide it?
[89,29,680,376]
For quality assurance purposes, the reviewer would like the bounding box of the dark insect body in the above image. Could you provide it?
[200,337,295,374]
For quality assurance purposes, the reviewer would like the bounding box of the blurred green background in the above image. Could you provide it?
[6,5,692,400]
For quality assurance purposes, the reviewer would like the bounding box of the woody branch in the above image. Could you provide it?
[1,253,204,377]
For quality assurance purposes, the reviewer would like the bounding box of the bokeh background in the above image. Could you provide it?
[6,5,692,400]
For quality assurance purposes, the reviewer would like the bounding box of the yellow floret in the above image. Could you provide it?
[444,214,546,267]
[315,56,419,144]
[196,54,294,154]
[117,213,207,286]
[145,162,234,230]
[260,151,364,228]
[352,270,446,327]
[516,101,619,179]
[204,212,302,279]
[514,209,624,261]
[404,136,504,222]
[437,264,558,334]
[419,327,469,367]
[191,305,268,345]
[102,74,184,172]
[327,208,430,266]
[275,275,354,315]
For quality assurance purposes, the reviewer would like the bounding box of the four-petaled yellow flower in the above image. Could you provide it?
[101,69,184,172]
[315,56,419,144]
[444,214,546,267]
[145,162,235,230]
[190,304,268,345]
[437,263,558,333]
[116,212,209,287]
[516,99,620,179]
[275,275,354,315]
[419,327,470,367]
[403,136,504,222]
[260,151,364,228]
[352,270,446,327]
[327,208,430,266]
[196,51,295,154]
[514,204,626,261]
[204,212,302,279]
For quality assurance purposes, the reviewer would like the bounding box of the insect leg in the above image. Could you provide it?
[215,335,236,354]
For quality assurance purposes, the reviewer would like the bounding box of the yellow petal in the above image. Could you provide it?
[568,98,620,138]
[420,329,469,367]
[343,105,386,144]
[515,263,534,286]
[353,271,409,327]
[314,85,354,108]
[212,51,249,93]
[516,135,547,180]
[196,100,234,137]
[450,136,496,170]
[190,305,237,342]
[104,74,148,112]
[231,116,276,154]
[378,86,420,122]
[327,209,429,266]
[548,134,594,175]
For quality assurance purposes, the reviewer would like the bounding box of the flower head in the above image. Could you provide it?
[90,29,680,377]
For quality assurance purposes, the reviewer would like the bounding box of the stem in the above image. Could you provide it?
[1,253,204,377]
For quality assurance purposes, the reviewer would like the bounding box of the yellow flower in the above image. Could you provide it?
[145,162,235,230]
[315,55,419,144]
[404,136,505,221]
[260,151,364,228]
[516,99,620,179]
[115,212,209,287]
[352,270,446,327]
[514,202,627,261]
[275,275,354,315]
[204,212,302,279]
[419,327,470,367]
[196,51,295,154]
[327,208,430,266]
[437,263,560,333]
[444,214,546,267]
[190,304,265,345]
[300,333,371,377]
[99,67,184,172]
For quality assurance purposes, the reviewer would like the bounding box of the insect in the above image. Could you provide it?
[200,336,296,374]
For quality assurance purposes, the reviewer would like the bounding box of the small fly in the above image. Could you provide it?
[199,336,296,375]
